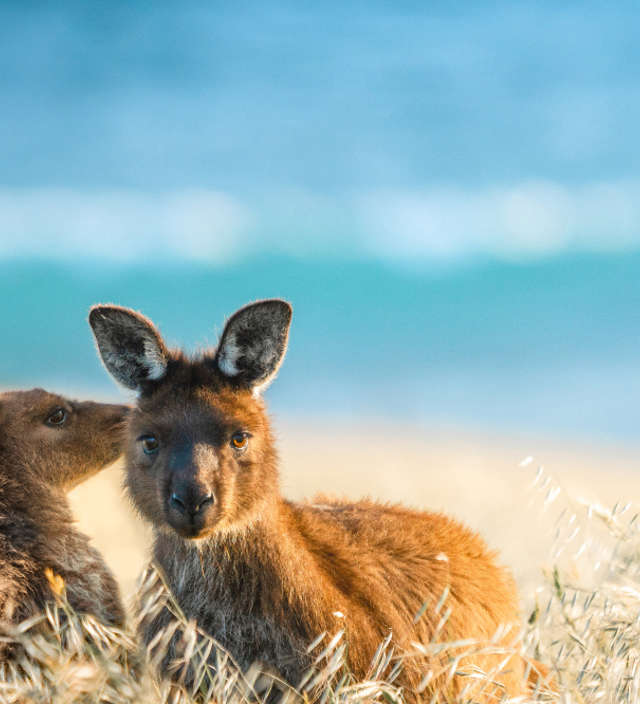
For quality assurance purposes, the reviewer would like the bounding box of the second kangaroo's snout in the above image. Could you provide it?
[95,400,130,433]
[93,401,130,425]
[0,389,130,490]
[68,400,130,487]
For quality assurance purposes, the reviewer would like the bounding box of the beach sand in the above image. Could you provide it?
[68,419,640,608]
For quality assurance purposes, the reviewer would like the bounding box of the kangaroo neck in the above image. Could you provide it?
[155,498,316,604]
[0,460,71,532]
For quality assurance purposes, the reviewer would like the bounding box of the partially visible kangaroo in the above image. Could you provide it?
[90,300,539,701]
[0,388,128,630]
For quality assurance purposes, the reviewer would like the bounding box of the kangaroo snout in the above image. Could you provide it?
[166,443,217,536]
[169,484,215,518]
[110,403,131,419]
[102,403,131,424]
[167,477,215,537]
[82,400,131,428]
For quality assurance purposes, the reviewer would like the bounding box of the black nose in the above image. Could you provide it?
[170,491,214,518]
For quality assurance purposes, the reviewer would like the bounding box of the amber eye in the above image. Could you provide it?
[46,408,67,426]
[140,434,159,455]
[230,432,250,451]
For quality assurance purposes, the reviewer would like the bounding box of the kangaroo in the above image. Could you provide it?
[89,300,533,701]
[0,388,128,631]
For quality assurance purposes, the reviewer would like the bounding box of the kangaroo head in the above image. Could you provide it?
[0,389,129,490]
[89,300,292,540]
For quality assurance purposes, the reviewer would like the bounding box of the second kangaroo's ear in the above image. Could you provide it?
[89,305,169,391]
[215,299,292,391]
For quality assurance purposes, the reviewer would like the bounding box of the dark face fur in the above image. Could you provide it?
[90,300,291,541]
[0,389,129,490]
[125,371,279,539]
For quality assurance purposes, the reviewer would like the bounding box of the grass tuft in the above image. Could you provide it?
[1,465,638,702]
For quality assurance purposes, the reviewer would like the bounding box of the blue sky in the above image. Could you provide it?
[0,5,638,442]
[0,1,638,263]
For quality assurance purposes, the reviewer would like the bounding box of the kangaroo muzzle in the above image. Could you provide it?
[170,483,215,518]
[166,442,217,537]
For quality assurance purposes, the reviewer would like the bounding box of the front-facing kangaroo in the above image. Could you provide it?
[90,300,530,700]
[0,389,128,629]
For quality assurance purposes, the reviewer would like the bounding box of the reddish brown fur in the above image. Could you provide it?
[0,389,128,634]
[90,302,539,701]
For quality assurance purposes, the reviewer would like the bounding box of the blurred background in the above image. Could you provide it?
[0,2,638,595]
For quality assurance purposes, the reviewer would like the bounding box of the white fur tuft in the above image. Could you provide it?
[251,374,276,398]
[217,333,242,377]
[143,339,168,380]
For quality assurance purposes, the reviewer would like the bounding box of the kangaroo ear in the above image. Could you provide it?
[215,299,292,391]
[89,305,169,391]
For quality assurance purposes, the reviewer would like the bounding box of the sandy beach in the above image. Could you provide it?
[68,419,640,609]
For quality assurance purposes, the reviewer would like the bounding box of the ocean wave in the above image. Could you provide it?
[0,182,639,263]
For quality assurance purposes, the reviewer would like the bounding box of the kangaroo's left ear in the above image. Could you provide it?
[215,299,292,392]
[89,305,169,391]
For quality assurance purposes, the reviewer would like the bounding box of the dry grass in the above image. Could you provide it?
[3,461,640,703]
[522,462,640,704]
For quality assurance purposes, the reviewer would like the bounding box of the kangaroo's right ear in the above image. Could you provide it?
[89,305,169,391]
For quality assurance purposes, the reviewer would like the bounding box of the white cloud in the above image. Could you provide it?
[0,181,639,264]
[358,181,640,261]
[0,189,249,262]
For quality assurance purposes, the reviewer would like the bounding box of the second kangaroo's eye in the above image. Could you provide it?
[46,408,67,426]
[140,434,159,455]
[230,431,250,451]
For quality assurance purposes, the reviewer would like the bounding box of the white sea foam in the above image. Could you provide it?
[358,180,640,261]
[0,181,639,262]
[0,189,250,262]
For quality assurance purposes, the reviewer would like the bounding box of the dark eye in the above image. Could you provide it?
[140,434,159,455]
[230,431,250,451]
[46,408,67,426]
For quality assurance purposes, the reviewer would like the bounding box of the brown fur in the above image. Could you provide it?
[0,389,128,632]
[90,302,535,701]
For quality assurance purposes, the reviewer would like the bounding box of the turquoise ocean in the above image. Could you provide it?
[2,3,640,446]
[2,253,638,444]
